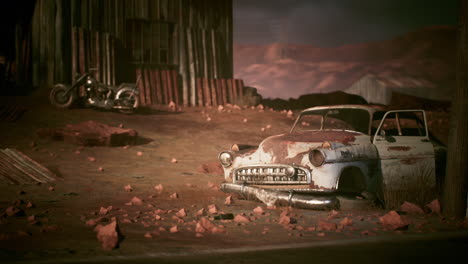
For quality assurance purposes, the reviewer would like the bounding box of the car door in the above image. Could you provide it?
[372,110,436,195]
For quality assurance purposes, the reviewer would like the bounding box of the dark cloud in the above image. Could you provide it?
[234,0,458,46]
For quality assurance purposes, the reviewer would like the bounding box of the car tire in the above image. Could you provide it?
[337,193,375,211]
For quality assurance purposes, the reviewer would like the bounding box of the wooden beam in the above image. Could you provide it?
[171,70,180,106]
[196,77,203,106]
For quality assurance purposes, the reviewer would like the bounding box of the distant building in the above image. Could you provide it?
[343,73,448,105]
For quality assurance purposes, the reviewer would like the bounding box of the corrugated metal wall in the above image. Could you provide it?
[30,0,234,106]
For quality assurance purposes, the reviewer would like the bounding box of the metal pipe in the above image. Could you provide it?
[221,183,338,210]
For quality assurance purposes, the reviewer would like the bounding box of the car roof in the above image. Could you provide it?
[300,104,383,115]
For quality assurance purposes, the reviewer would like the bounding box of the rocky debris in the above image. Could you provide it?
[124,184,133,192]
[218,105,224,112]
[361,230,377,236]
[207,204,219,214]
[87,157,96,162]
[154,184,164,193]
[253,206,265,215]
[169,193,179,199]
[36,120,138,146]
[196,208,207,216]
[400,201,424,214]
[136,151,143,156]
[171,158,178,163]
[379,211,410,230]
[48,186,55,191]
[339,217,353,227]
[4,206,25,217]
[95,220,121,250]
[98,167,104,172]
[317,220,338,231]
[170,225,179,233]
[207,182,220,190]
[224,196,234,205]
[99,206,112,215]
[197,162,224,175]
[168,101,176,112]
[426,199,441,214]
[175,208,187,218]
[26,201,34,208]
[243,118,248,123]
[126,196,144,206]
[86,217,106,227]
[286,110,294,119]
[196,217,215,233]
[234,214,250,223]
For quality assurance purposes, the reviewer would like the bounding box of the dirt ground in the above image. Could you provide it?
[0,95,465,262]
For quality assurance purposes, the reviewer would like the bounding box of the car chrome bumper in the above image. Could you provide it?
[221,183,339,210]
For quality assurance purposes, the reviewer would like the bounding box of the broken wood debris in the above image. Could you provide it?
[0,148,59,184]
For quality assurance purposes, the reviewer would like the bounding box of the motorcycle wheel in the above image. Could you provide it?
[49,84,75,109]
[117,90,139,114]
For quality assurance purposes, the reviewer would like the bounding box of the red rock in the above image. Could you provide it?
[95,220,120,250]
[197,217,215,233]
[426,199,441,214]
[400,201,424,214]
[317,220,338,231]
[171,158,178,163]
[169,193,179,199]
[123,185,133,192]
[154,184,164,193]
[27,215,36,222]
[126,196,144,206]
[207,204,218,214]
[5,206,24,217]
[159,227,167,232]
[234,214,250,223]
[26,201,34,208]
[88,157,96,162]
[86,217,104,227]
[144,232,152,238]
[195,233,204,238]
[176,208,187,217]
[170,225,179,233]
[154,215,162,220]
[99,206,112,215]
[317,232,325,237]
[48,186,55,191]
[122,219,132,224]
[195,222,207,233]
[340,217,353,227]
[307,226,316,231]
[196,208,206,216]
[361,230,377,236]
[211,226,226,234]
[172,216,185,224]
[224,195,234,205]
[253,206,265,215]
[379,210,410,230]
[98,167,104,172]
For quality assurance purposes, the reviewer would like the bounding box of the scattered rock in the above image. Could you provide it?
[168,101,176,112]
[197,162,224,175]
[154,184,164,193]
[425,199,441,214]
[176,208,187,218]
[286,110,294,118]
[317,220,338,231]
[171,158,178,163]
[233,214,250,223]
[48,186,55,191]
[379,210,410,230]
[217,105,224,112]
[170,225,179,233]
[5,206,24,217]
[169,193,179,199]
[98,167,104,172]
[317,232,326,237]
[136,151,143,156]
[253,206,265,215]
[243,118,248,123]
[126,196,144,206]
[95,220,120,250]
[339,217,353,227]
[124,184,133,192]
[196,208,207,216]
[88,157,96,162]
[207,204,218,214]
[400,201,424,214]
[327,210,340,219]
[99,206,112,215]
[144,232,152,239]
[224,195,234,205]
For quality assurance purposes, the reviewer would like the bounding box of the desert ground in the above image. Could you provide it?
[0,95,465,263]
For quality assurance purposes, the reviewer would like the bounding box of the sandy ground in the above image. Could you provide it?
[0,96,465,262]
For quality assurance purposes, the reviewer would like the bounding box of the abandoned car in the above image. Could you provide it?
[219,105,445,210]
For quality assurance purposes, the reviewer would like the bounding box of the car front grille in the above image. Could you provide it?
[233,164,310,184]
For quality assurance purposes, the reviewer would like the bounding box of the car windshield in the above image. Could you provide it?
[291,108,371,134]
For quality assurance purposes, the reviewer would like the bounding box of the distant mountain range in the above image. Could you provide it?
[234,26,456,100]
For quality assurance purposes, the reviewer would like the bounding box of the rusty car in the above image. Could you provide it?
[218,105,445,210]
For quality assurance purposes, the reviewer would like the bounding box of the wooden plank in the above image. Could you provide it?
[221,78,228,105]
[166,69,174,104]
[171,70,180,106]
[71,27,77,84]
[210,78,217,106]
[154,69,163,104]
[231,78,237,103]
[143,68,152,105]
[149,69,158,104]
[226,78,233,104]
[203,78,211,106]
[179,27,189,106]
[211,30,218,79]
[196,78,203,106]
[110,36,115,85]
[238,79,244,101]
[187,29,196,106]
[216,79,223,105]
[78,28,85,74]
[161,69,168,104]
[136,68,145,106]
[95,31,101,81]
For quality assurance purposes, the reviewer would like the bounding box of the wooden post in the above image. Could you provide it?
[106,33,111,85]
[78,28,85,74]
[221,78,228,105]
[226,78,233,104]
[95,31,100,81]
[149,69,158,104]
[136,68,145,106]
[143,68,152,105]
[203,78,211,106]
[171,70,180,106]
[161,69,168,104]
[216,79,223,105]
[238,79,244,101]
[154,69,163,104]
[210,78,217,106]
[166,69,174,104]
[231,78,237,104]
[71,27,77,84]
[196,78,203,106]
[187,29,196,106]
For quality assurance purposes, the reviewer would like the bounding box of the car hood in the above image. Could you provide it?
[258,130,363,164]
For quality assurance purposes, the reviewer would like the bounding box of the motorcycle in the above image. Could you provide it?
[49,69,139,114]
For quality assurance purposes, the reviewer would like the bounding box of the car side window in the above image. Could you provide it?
[376,111,426,137]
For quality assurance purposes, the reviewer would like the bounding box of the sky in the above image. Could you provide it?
[233,0,459,46]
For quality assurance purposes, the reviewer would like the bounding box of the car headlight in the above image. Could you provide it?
[285,166,295,177]
[218,152,233,167]
[309,149,326,167]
